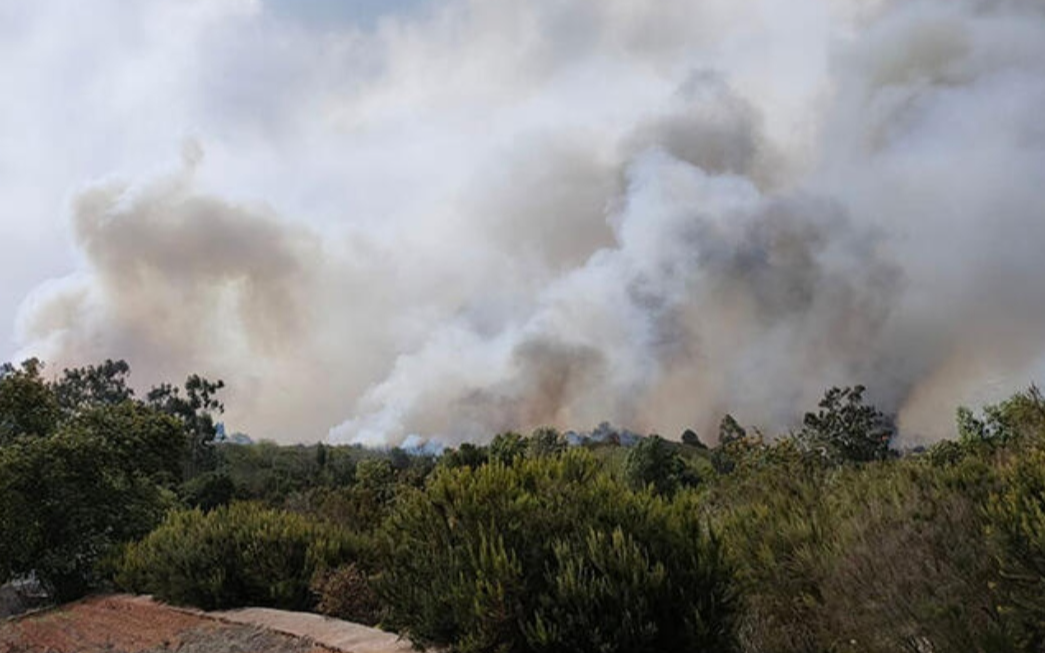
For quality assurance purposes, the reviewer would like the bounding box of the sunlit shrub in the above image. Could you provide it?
[115,502,361,611]
[375,450,738,653]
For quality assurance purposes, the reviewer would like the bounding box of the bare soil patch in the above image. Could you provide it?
[0,595,347,653]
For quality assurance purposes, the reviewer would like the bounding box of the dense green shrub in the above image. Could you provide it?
[623,435,696,495]
[180,471,235,511]
[488,432,527,465]
[375,450,738,653]
[115,502,361,611]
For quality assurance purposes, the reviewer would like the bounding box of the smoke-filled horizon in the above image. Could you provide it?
[7,0,1045,446]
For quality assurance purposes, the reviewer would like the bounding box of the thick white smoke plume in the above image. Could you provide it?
[14,0,1045,445]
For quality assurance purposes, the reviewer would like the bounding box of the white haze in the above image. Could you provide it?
[6,0,1045,445]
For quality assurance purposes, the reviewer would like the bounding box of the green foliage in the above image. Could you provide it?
[376,450,738,653]
[147,374,225,478]
[355,458,396,502]
[66,401,187,487]
[708,449,832,651]
[711,415,750,474]
[51,359,135,415]
[680,428,704,447]
[290,485,392,534]
[817,460,1010,653]
[718,414,747,445]
[489,432,527,465]
[8,355,1045,653]
[441,442,489,470]
[526,427,566,458]
[798,385,893,464]
[0,359,60,442]
[0,358,237,603]
[180,471,235,511]
[116,502,360,611]
[218,440,431,514]
[0,406,182,600]
[219,441,428,533]
[987,447,1045,649]
[223,440,330,502]
[958,385,1045,448]
[926,437,967,466]
[525,528,665,652]
[623,435,693,496]
[707,440,1014,653]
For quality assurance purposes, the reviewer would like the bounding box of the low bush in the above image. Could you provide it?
[987,447,1045,649]
[115,502,362,611]
[709,446,1015,653]
[311,563,382,625]
[375,450,738,653]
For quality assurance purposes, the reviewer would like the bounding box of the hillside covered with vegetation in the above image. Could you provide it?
[3,358,1045,652]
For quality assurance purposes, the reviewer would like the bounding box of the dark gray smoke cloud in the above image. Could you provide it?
[14,0,1045,445]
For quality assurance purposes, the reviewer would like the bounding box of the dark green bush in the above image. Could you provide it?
[623,435,694,495]
[180,471,235,511]
[375,450,738,653]
[115,502,361,611]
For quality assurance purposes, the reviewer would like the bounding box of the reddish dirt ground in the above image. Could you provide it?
[0,595,338,653]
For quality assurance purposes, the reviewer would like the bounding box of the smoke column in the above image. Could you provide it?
[14,0,1045,445]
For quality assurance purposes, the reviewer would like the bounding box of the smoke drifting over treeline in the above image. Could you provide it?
[14,0,1045,445]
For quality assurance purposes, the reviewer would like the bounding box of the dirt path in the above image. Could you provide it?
[212,607,416,653]
[0,595,416,653]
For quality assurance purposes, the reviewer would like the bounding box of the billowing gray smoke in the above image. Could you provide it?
[14,0,1045,445]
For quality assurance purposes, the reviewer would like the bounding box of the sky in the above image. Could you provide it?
[2,0,1045,445]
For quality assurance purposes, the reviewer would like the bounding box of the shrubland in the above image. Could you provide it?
[375,451,736,652]
[116,502,361,611]
[4,357,1045,652]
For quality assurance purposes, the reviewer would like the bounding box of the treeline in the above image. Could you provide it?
[3,359,1045,652]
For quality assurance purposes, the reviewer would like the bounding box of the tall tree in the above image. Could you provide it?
[50,359,134,416]
[0,358,60,443]
[798,385,893,464]
[0,403,182,599]
[147,374,225,479]
[624,435,690,496]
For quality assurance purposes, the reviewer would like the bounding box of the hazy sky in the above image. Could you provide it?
[264,0,432,28]
[0,0,425,348]
[3,0,1044,444]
